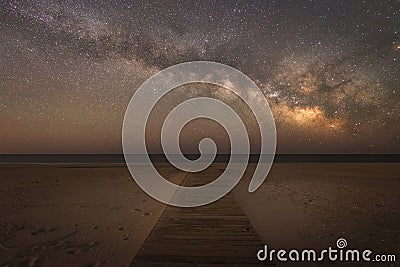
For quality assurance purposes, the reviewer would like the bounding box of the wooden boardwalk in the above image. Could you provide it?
[130,170,267,266]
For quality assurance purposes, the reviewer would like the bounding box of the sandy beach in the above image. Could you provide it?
[0,164,186,266]
[0,163,399,266]
[233,164,400,255]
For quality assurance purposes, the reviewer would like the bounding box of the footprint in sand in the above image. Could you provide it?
[65,247,81,255]
[122,233,130,240]
[63,240,99,255]
[30,228,46,236]
[30,226,56,236]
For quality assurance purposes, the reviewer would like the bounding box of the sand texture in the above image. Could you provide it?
[0,163,399,266]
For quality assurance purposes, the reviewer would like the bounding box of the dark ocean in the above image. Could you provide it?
[1,154,399,163]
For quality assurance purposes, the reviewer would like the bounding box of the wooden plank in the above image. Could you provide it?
[130,170,270,266]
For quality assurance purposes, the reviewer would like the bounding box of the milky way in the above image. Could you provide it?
[0,0,399,153]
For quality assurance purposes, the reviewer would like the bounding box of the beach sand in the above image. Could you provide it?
[0,163,399,266]
[0,164,186,266]
[233,163,400,266]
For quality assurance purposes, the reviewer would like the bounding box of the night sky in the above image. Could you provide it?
[0,0,399,154]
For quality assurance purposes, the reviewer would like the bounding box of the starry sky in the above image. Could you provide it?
[0,0,399,154]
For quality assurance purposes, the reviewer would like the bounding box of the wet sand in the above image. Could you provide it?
[0,163,399,266]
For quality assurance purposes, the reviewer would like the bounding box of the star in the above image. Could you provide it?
[0,0,398,153]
